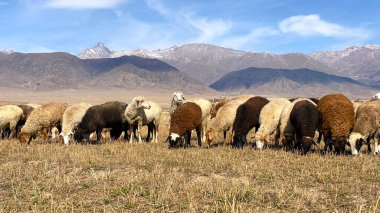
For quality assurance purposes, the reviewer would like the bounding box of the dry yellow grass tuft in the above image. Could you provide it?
[0,110,380,212]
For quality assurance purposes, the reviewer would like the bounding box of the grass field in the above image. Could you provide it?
[0,109,379,212]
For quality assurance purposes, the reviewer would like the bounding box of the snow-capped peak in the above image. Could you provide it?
[364,44,380,50]
[1,49,14,54]
[78,42,112,59]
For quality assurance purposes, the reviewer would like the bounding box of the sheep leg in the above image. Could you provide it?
[223,131,227,146]
[96,128,102,144]
[154,123,159,143]
[367,135,372,154]
[374,133,380,155]
[196,127,202,147]
[184,130,191,148]
[137,121,142,143]
[129,124,135,143]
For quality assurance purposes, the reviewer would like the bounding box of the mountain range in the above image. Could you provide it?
[0,51,209,92]
[0,42,378,98]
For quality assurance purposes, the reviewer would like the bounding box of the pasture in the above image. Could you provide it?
[0,112,379,212]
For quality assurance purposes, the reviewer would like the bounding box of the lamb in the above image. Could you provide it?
[289,100,320,154]
[279,98,315,148]
[232,96,269,148]
[76,101,129,143]
[206,98,250,147]
[60,103,93,145]
[348,100,380,155]
[19,102,68,144]
[317,94,355,154]
[255,98,291,149]
[124,96,162,143]
[167,102,203,148]
[0,105,24,139]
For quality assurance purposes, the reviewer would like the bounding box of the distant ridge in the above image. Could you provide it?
[210,67,375,97]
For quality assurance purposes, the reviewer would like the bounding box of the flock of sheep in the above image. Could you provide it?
[0,91,379,156]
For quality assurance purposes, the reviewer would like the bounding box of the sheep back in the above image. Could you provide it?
[169,102,202,136]
[61,103,92,136]
[352,100,380,136]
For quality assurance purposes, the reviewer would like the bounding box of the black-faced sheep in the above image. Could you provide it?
[76,101,129,143]
[19,102,68,144]
[317,94,354,154]
[348,100,380,155]
[232,96,269,148]
[167,102,203,148]
[289,100,320,154]
[0,105,24,139]
[61,103,93,145]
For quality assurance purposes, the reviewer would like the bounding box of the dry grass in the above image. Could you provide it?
[0,110,380,212]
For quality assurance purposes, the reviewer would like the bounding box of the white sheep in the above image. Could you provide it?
[60,103,93,145]
[206,98,249,146]
[255,98,291,149]
[0,105,24,139]
[279,98,316,148]
[187,98,212,143]
[125,96,162,143]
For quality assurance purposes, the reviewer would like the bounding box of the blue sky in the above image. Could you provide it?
[0,0,379,54]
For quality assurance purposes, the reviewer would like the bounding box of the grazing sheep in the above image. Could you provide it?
[289,100,320,154]
[232,96,269,148]
[318,94,355,154]
[19,102,68,144]
[0,105,24,139]
[279,98,315,148]
[255,98,291,150]
[125,96,162,143]
[60,103,93,145]
[187,98,212,143]
[206,99,248,146]
[76,101,129,143]
[348,100,380,155]
[167,102,203,148]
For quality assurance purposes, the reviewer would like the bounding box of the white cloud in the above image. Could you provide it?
[45,0,127,9]
[279,14,368,39]
[222,27,279,49]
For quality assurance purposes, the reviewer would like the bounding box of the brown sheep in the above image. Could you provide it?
[317,94,354,154]
[19,102,68,144]
[348,100,380,155]
[167,102,203,148]
[232,96,269,148]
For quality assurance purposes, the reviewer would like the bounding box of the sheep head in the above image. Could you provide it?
[348,132,364,156]
[172,91,185,105]
[18,132,30,144]
[206,129,215,146]
[233,133,247,149]
[167,133,183,148]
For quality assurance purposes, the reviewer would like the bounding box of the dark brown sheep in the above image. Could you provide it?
[167,102,203,148]
[76,101,129,143]
[232,96,269,148]
[317,94,354,154]
[289,100,320,154]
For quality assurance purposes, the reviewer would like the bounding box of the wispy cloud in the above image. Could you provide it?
[279,14,369,39]
[145,0,232,43]
[222,27,279,49]
[45,0,128,9]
